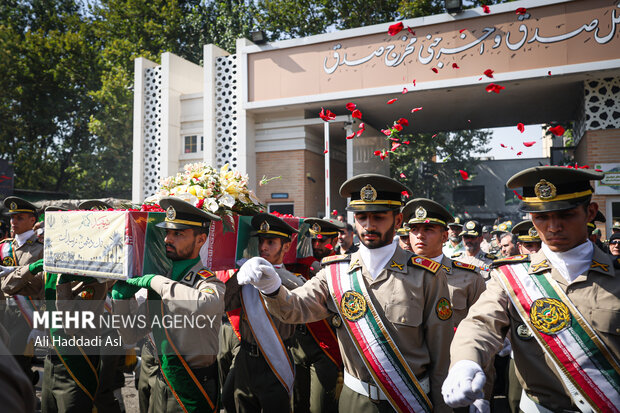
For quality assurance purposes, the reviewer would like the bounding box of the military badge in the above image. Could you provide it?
[528,227,538,237]
[465,221,475,230]
[2,257,15,266]
[9,202,17,211]
[498,223,507,231]
[360,184,377,202]
[201,287,215,294]
[79,287,94,300]
[259,220,270,232]
[197,269,213,279]
[340,290,367,321]
[534,179,557,200]
[311,223,322,233]
[415,206,427,219]
[529,298,570,335]
[331,314,342,328]
[436,297,452,320]
[166,206,176,221]
[516,323,533,340]
[183,271,195,283]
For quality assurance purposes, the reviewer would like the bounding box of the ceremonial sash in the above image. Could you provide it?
[44,273,99,401]
[240,284,295,394]
[496,262,620,413]
[0,240,15,266]
[326,262,432,413]
[305,319,343,367]
[1,240,39,327]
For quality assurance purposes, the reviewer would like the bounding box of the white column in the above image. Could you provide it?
[203,44,230,167]
[236,38,257,189]
[324,121,330,218]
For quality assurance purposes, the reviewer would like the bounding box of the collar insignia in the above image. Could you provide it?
[390,260,404,270]
[415,206,427,219]
[360,184,377,202]
[166,206,176,221]
[441,264,451,273]
[534,179,557,200]
[590,260,609,272]
[530,260,550,272]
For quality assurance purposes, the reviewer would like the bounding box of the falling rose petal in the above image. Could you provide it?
[399,173,406,178]
[431,134,437,138]
[452,63,460,69]
[467,119,471,123]
[478,77,483,81]
[324,149,328,154]
[397,118,409,126]
[459,29,466,33]
[374,150,381,156]
[359,122,365,130]
[513,190,523,200]
[516,7,527,15]
[523,141,536,147]
[402,87,408,94]
[317,234,323,239]
[345,102,356,111]
[407,27,415,35]
[388,22,404,36]
[595,169,603,172]
[412,79,416,86]
[511,146,514,150]
[500,143,507,148]
[459,170,469,180]
[389,137,400,142]
[319,107,336,121]
[332,209,338,215]
[346,132,356,139]
[351,109,362,119]
[549,125,565,136]
[431,68,438,73]
[485,83,505,93]
[548,71,552,76]
[391,142,401,150]
[325,243,334,250]
[517,123,525,133]
[387,98,398,104]
[393,124,403,132]
[517,151,523,156]
[483,69,494,78]
[401,190,410,198]
[403,141,410,144]
[381,129,392,136]
[482,5,490,14]
[411,107,423,113]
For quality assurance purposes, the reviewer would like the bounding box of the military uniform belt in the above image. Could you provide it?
[240,339,293,358]
[156,361,217,383]
[344,371,430,402]
[520,390,578,413]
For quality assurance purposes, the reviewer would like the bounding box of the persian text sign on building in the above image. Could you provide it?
[247,0,620,102]
[594,163,620,195]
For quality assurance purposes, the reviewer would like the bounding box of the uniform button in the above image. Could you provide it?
[400,317,405,323]
[616,328,620,334]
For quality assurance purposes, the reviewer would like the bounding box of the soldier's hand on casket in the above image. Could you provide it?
[442,360,486,407]
[0,265,16,278]
[236,257,281,295]
[125,274,157,289]
[28,259,44,274]
[111,281,141,300]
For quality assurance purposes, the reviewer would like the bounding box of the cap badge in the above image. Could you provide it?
[311,223,322,233]
[534,179,557,200]
[166,206,176,221]
[528,227,538,237]
[415,206,427,219]
[259,221,270,232]
[498,223,507,231]
[360,184,377,202]
[465,221,475,230]
[9,202,17,211]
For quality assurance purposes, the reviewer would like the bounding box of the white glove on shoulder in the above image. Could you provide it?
[0,265,16,278]
[469,398,490,413]
[236,257,281,295]
[498,336,512,357]
[442,360,486,408]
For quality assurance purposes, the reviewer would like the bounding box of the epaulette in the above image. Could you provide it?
[321,254,350,266]
[490,254,530,269]
[409,256,441,274]
[196,269,215,279]
[485,253,497,260]
[453,261,478,272]
[451,252,463,258]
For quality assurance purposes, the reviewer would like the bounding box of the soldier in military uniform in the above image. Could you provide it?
[238,174,455,413]
[402,198,491,410]
[511,220,541,255]
[443,218,464,257]
[396,226,412,252]
[0,196,44,382]
[112,197,225,413]
[223,212,305,412]
[490,221,513,258]
[292,217,343,413]
[498,232,519,258]
[452,221,496,280]
[443,166,620,412]
[337,223,359,255]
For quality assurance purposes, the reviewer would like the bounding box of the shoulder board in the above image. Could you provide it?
[320,254,350,266]
[490,254,530,269]
[453,261,478,272]
[485,253,497,260]
[409,256,441,274]
[196,269,215,279]
[451,252,463,258]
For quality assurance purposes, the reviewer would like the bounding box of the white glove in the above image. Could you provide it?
[498,337,512,357]
[442,360,486,408]
[236,257,281,295]
[0,265,16,278]
[469,398,490,413]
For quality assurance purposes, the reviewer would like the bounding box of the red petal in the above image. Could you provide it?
[387,98,398,104]
[513,190,523,200]
[388,22,404,36]
[517,123,525,133]
[485,83,505,93]
[411,107,423,113]
[317,234,323,239]
[393,124,403,132]
[374,150,381,156]
[325,243,334,250]
[431,68,438,73]
[483,69,494,78]
[548,71,552,76]
[397,118,409,126]
[356,129,364,137]
[523,141,536,147]
[431,134,437,138]
[319,107,326,121]
[402,87,408,94]
[516,7,527,15]
[391,142,401,151]
[359,122,365,130]
[401,190,409,198]
[500,143,507,148]
[389,137,400,141]
[332,209,338,215]
[452,63,460,69]
[549,125,565,136]
[459,170,469,180]
[459,29,466,33]
[403,140,410,144]
[351,109,362,119]
[345,102,356,111]
[324,149,328,154]
[482,5,490,14]
[412,79,416,86]
[381,129,392,136]
[517,151,523,156]
[399,173,406,178]
[346,132,356,139]
[406,27,415,35]
[511,146,514,150]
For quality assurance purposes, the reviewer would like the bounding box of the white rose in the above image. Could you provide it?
[205,198,219,213]
[218,194,235,208]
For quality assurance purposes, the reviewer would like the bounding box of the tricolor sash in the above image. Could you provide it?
[240,284,295,394]
[1,240,38,327]
[0,240,15,266]
[326,262,432,413]
[496,262,620,413]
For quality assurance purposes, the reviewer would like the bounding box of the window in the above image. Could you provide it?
[184,135,198,153]
[268,203,294,215]
[453,185,485,206]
